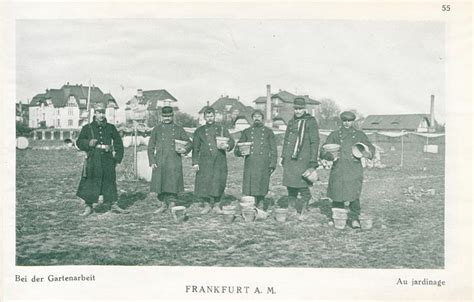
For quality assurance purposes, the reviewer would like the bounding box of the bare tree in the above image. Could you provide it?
[346,108,365,129]
[319,98,341,130]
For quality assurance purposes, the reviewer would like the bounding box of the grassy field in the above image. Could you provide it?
[16,141,444,268]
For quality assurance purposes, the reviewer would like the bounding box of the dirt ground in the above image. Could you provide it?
[16,141,444,268]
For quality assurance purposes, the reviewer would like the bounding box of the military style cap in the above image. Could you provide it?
[94,102,106,112]
[251,109,265,118]
[162,106,174,117]
[293,97,306,109]
[203,106,215,115]
[340,111,357,121]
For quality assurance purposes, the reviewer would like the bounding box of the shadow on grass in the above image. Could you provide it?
[309,198,333,219]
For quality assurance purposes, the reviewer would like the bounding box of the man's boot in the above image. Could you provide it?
[111,203,130,214]
[154,202,168,214]
[200,203,211,215]
[213,204,223,214]
[81,205,93,216]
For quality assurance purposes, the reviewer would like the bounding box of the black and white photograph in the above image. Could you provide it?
[1,1,472,301]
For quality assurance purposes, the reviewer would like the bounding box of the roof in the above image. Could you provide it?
[199,96,256,124]
[199,96,248,113]
[253,90,320,105]
[361,114,432,131]
[29,84,117,109]
[126,89,178,110]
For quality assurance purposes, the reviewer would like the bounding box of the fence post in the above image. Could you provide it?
[400,131,405,167]
[134,125,138,181]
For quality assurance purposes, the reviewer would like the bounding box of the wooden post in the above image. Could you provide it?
[42,130,46,140]
[51,130,55,140]
[134,125,138,180]
[33,130,37,140]
[60,130,63,140]
[400,132,405,167]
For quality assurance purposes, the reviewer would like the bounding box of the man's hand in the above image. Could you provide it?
[89,139,98,147]
[151,163,158,169]
[362,151,371,158]
[217,142,229,150]
[302,167,314,178]
[192,164,199,172]
[240,148,250,156]
[176,146,186,154]
[103,145,111,152]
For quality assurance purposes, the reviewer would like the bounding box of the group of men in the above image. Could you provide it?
[76,98,375,228]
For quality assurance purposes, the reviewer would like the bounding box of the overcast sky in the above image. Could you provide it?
[16,19,445,122]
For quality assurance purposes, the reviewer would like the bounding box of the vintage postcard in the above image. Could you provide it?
[0,0,472,301]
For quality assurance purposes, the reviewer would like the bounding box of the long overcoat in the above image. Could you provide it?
[76,120,124,204]
[147,122,192,195]
[192,124,235,198]
[281,113,320,188]
[235,123,277,196]
[320,126,375,202]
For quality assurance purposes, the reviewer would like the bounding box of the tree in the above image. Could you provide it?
[16,121,32,137]
[346,108,365,129]
[318,98,341,130]
[175,111,199,128]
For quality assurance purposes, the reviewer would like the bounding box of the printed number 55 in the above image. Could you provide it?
[442,4,450,11]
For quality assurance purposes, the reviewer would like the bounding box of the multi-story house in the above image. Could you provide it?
[125,89,178,125]
[28,83,119,129]
[198,95,254,129]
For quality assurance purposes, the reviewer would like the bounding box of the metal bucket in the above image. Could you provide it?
[255,208,269,220]
[241,196,255,203]
[323,143,341,159]
[334,218,346,230]
[274,208,288,223]
[242,208,256,222]
[237,142,253,155]
[174,139,188,153]
[332,208,348,219]
[360,216,373,230]
[222,209,235,223]
[171,206,186,223]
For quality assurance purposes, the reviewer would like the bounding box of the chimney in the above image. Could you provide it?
[137,89,143,97]
[430,95,435,132]
[265,84,272,127]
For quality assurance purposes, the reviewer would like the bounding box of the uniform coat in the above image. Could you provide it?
[147,122,192,195]
[192,124,235,198]
[235,123,277,196]
[76,120,124,204]
[281,113,320,188]
[320,127,375,202]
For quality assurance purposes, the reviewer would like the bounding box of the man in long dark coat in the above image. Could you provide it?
[320,111,375,228]
[235,110,277,211]
[281,97,320,220]
[147,106,192,213]
[192,107,235,214]
[76,102,125,216]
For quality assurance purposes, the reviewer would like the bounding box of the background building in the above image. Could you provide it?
[253,89,320,128]
[125,89,178,125]
[28,83,119,129]
[198,95,254,129]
